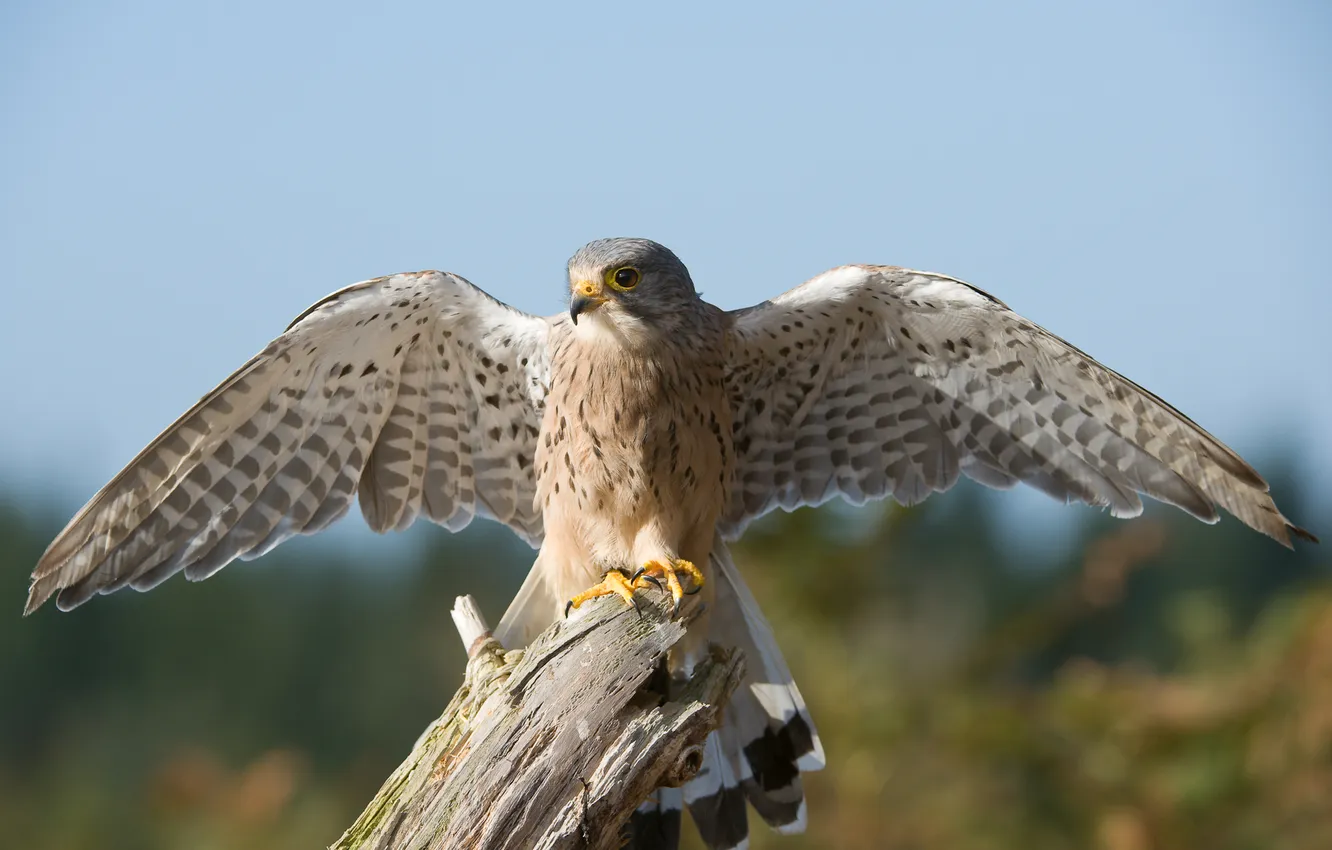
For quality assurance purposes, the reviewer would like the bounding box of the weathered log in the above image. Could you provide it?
[332,592,744,850]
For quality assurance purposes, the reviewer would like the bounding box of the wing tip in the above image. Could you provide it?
[1288,523,1320,546]
[22,590,45,617]
[23,573,61,617]
[1260,515,1319,550]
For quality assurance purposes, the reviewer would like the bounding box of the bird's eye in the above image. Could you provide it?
[609,266,640,290]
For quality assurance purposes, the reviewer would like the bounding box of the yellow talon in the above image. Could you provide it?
[565,569,639,617]
[634,559,704,613]
[676,559,705,587]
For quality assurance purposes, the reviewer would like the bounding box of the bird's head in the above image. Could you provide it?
[566,238,699,342]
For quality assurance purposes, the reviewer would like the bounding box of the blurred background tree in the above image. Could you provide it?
[1,454,1326,850]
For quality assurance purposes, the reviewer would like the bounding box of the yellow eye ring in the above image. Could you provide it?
[606,266,640,290]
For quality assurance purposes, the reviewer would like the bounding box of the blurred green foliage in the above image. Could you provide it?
[1,461,1326,850]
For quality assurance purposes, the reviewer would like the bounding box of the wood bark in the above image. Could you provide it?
[332,592,744,850]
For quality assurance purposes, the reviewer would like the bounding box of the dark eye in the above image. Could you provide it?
[612,267,640,289]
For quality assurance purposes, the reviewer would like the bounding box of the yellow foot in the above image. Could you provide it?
[565,568,640,618]
[632,559,705,613]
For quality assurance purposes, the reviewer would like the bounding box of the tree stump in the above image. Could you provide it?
[332,593,744,850]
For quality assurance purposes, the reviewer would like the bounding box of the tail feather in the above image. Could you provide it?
[684,729,751,850]
[626,788,684,850]
[494,556,557,649]
[679,540,822,848]
[713,543,825,772]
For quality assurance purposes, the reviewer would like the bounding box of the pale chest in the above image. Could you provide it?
[536,335,732,523]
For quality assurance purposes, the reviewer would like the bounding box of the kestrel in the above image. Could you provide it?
[26,238,1315,849]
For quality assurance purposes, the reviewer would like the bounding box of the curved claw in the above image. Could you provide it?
[635,558,705,615]
[631,567,664,591]
[565,568,641,617]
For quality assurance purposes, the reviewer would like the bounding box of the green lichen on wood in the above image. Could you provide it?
[331,639,520,849]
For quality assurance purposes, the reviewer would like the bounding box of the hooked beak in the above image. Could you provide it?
[569,280,607,324]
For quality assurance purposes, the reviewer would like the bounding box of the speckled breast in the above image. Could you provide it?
[536,324,732,555]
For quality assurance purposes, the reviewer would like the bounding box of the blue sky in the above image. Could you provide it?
[2,0,1328,546]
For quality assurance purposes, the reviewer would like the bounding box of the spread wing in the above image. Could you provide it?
[28,271,551,613]
[721,264,1315,546]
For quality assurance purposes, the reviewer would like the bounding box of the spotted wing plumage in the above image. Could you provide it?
[27,271,551,614]
[722,264,1314,544]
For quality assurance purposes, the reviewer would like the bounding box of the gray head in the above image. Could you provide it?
[565,238,699,334]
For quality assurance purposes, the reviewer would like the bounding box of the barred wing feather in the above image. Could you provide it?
[27,271,551,614]
[722,265,1314,546]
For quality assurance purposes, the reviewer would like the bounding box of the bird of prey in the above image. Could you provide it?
[27,238,1314,849]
